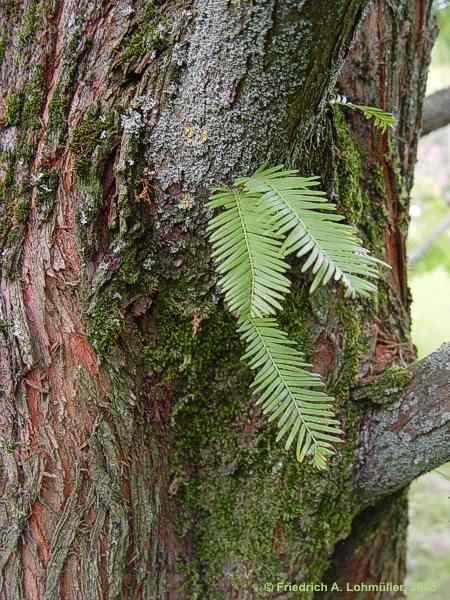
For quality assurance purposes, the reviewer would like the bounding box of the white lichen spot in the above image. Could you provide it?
[121,110,144,137]
[134,95,154,115]
[31,172,53,193]
[12,321,25,342]
[32,172,45,183]
[120,5,134,17]
[121,95,155,136]
[271,461,284,474]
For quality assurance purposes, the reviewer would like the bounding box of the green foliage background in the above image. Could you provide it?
[434,4,450,64]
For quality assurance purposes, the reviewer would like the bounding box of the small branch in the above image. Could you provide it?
[422,87,450,136]
[409,212,450,266]
[356,343,450,503]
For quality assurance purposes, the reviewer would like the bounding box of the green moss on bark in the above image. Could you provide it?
[87,296,123,356]
[332,107,388,256]
[2,92,24,127]
[353,366,413,405]
[165,278,368,597]
[116,2,172,64]
[0,36,7,64]
[46,85,69,133]
[2,71,44,130]
[70,109,118,177]
[17,1,40,48]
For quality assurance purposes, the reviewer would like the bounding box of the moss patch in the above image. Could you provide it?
[87,297,124,356]
[17,1,39,48]
[46,85,70,134]
[353,366,413,405]
[332,107,388,255]
[2,92,25,128]
[1,71,44,130]
[22,72,45,130]
[117,2,172,64]
[0,35,8,64]
[70,108,118,177]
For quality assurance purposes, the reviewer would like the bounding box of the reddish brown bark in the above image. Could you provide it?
[0,0,439,598]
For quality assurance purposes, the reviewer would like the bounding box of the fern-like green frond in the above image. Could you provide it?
[351,103,396,131]
[238,317,342,469]
[207,163,387,468]
[207,186,291,318]
[330,95,395,132]
[242,166,385,298]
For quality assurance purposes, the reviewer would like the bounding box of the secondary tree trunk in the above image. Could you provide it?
[0,1,437,598]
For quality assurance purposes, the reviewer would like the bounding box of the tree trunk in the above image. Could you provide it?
[0,0,438,598]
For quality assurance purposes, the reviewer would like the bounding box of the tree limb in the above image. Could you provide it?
[422,86,450,136]
[356,343,450,502]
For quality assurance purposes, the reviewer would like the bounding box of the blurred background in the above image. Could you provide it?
[406,3,450,598]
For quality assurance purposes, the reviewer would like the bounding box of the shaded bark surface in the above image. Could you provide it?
[0,0,436,598]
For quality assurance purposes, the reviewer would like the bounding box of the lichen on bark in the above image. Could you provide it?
[0,0,437,598]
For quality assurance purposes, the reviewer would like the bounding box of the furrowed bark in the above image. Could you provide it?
[0,1,374,598]
[357,343,450,502]
[0,0,441,598]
